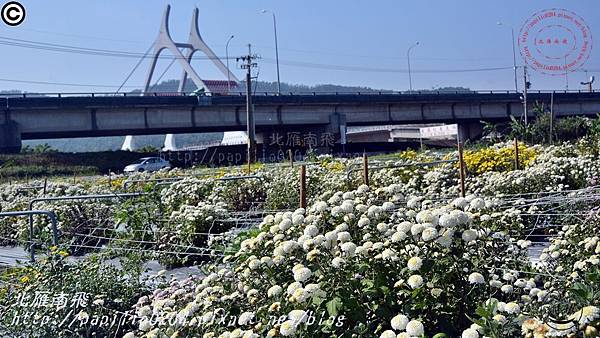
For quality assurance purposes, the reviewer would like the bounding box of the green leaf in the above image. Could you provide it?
[326,297,343,317]
[432,334,449,338]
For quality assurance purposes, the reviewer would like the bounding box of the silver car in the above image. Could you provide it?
[124,157,171,173]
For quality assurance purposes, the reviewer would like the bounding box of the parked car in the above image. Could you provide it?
[124,157,171,173]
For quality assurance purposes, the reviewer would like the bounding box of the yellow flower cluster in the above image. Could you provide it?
[324,161,345,172]
[398,149,419,160]
[462,143,536,175]
[397,148,433,162]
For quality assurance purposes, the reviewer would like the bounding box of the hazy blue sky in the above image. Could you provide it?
[1,0,599,93]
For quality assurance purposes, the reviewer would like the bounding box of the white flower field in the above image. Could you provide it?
[0,140,599,337]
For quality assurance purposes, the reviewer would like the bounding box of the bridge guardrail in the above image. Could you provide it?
[1,89,599,99]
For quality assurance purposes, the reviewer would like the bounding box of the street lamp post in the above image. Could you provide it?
[407,42,419,92]
[262,9,281,95]
[226,35,234,94]
[497,22,518,92]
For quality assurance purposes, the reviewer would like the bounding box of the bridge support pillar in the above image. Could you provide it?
[458,121,483,142]
[0,121,22,153]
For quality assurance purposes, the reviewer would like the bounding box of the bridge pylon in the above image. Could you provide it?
[122,5,239,152]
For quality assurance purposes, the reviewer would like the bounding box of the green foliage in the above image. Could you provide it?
[136,145,159,154]
[21,143,58,154]
[0,252,149,337]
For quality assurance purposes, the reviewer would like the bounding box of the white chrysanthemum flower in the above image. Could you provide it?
[139,319,152,332]
[405,320,424,336]
[469,198,486,211]
[493,314,507,324]
[341,242,357,256]
[304,225,319,237]
[407,275,424,289]
[331,206,342,217]
[357,184,369,194]
[238,312,255,325]
[337,231,352,242]
[267,285,283,298]
[279,320,297,336]
[398,221,413,233]
[247,258,260,270]
[282,241,298,254]
[390,314,409,331]
[381,248,397,261]
[286,282,302,295]
[504,302,520,314]
[291,287,308,303]
[292,214,304,225]
[407,197,421,209]
[431,288,443,297]
[411,224,425,236]
[314,201,328,213]
[500,285,513,294]
[123,332,135,338]
[462,230,477,242]
[382,201,395,211]
[377,222,389,232]
[358,217,371,228]
[279,219,292,231]
[392,231,407,242]
[468,272,485,284]
[470,323,482,333]
[452,197,468,209]
[293,267,312,283]
[451,210,470,224]
[379,330,396,338]
[288,309,307,324]
[332,257,345,268]
[336,223,349,232]
[341,200,354,213]
[407,257,423,271]
[436,234,453,247]
[461,328,479,338]
[421,227,438,241]
[439,213,458,228]
[489,280,502,288]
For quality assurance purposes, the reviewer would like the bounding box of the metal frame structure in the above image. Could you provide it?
[26,193,147,260]
[0,210,58,262]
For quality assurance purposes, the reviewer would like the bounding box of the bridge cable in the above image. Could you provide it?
[114,42,154,94]
[150,56,178,90]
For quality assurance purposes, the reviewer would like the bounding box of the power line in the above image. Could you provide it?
[0,36,234,60]
[21,28,150,45]
[115,42,155,94]
[0,77,138,89]
[0,36,532,74]
[261,58,515,74]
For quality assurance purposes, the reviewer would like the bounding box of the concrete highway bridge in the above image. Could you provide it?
[2,90,600,152]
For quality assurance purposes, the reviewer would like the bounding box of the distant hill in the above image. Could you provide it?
[132,79,471,95]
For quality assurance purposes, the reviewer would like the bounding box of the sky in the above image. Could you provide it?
[1,0,599,93]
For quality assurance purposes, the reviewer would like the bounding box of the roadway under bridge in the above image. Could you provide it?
[2,91,600,152]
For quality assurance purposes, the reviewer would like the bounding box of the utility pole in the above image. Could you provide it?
[550,91,554,144]
[407,42,419,92]
[523,66,528,125]
[238,44,259,171]
[565,56,569,91]
[511,28,518,92]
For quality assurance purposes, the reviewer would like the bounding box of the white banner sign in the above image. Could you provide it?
[419,124,458,138]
